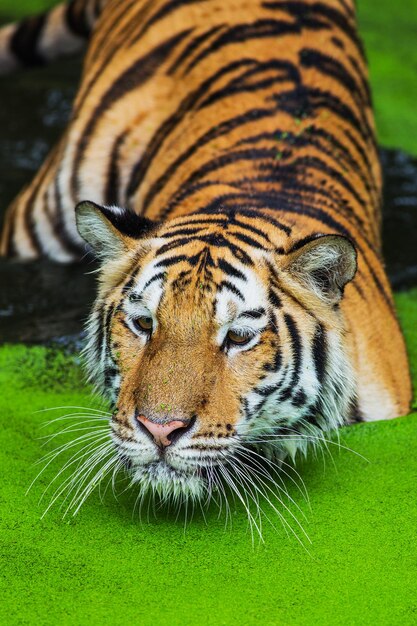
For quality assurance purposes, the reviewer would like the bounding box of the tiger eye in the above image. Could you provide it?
[134,316,153,333]
[227,330,252,346]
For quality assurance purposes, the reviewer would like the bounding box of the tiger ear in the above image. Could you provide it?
[75,200,159,260]
[282,234,357,304]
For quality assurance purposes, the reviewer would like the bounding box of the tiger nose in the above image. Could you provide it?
[136,414,193,448]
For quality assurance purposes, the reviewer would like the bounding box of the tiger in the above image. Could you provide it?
[0,0,412,502]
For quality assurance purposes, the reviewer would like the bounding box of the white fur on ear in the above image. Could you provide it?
[75,201,126,260]
[75,201,158,261]
[284,234,357,303]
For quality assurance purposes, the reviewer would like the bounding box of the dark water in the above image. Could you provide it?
[0,60,416,344]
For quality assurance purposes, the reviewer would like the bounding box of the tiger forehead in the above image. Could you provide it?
[124,242,269,320]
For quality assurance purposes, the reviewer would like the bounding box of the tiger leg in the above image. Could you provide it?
[344,268,412,421]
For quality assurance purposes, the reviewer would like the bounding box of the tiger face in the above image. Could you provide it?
[76,201,357,500]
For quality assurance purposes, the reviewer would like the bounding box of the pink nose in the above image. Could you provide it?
[136,415,191,448]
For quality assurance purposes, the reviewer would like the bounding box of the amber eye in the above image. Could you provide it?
[133,316,153,333]
[226,329,253,346]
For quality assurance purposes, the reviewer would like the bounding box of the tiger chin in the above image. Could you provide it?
[76,200,357,502]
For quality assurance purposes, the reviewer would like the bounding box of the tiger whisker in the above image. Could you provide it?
[57,443,115,513]
[39,423,109,445]
[40,414,110,429]
[40,438,113,505]
[226,455,312,552]
[233,446,308,522]
[35,405,111,416]
[27,430,110,496]
[40,442,114,518]
[225,460,265,543]
[68,453,119,517]
[218,463,262,545]
[34,429,110,465]
[246,434,368,462]
[236,440,310,505]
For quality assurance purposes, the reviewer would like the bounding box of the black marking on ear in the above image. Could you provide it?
[98,204,159,239]
[76,200,159,240]
[287,233,326,254]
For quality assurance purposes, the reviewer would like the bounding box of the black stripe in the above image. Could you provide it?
[232,214,278,240]
[198,59,299,110]
[299,47,369,106]
[268,258,320,320]
[183,17,328,75]
[229,230,267,250]
[129,0,209,46]
[268,287,282,309]
[312,323,327,384]
[235,124,375,201]
[154,254,190,268]
[262,1,365,58]
[270,85,374,145]
[331,36,345,50]
[348,53,372,107]
[103,303,115,359]
[159,227,205,239]
[66,0,91,38]
[1,206,17,257]
[240,308,266,319]
[188,247,215,271]
[263,337,282,372]
[278,313,302,401]
[105,130,128,206]
[121,264,143,294]
[47,187,84,258]
[20,145,61,257]
[142,272,167,291]
[93,0,103,18]
[71,30,192,197]
[217,258,246,281]
[10,13,47,67]
[104,366,119,389]
[292,389,307,407]
[167,25,224,75]
[75,0,151,107]
[127,59,275,199]
[343,127,375,187]
[218,280,245,301]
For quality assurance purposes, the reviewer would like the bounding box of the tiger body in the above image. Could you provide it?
[0,0,412,498]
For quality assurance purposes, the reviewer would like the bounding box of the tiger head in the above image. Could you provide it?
[76,201,357,500]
